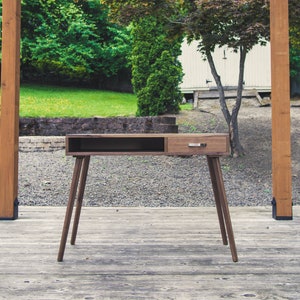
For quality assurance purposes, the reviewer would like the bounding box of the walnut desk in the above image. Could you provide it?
[57,133,238,262]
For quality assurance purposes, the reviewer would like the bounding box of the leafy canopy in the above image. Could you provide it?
[0,0,132,85]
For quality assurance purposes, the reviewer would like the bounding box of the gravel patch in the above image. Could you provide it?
[18,99,300,207]
[18,151,273,207]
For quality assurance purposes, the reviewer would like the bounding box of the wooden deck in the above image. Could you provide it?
[1,206,300,299]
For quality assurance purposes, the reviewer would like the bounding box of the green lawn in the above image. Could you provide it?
[19,84,192,117]
[20,84,138,118]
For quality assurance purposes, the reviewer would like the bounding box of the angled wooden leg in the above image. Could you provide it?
[207,156,238,262]
[207,156,228,246]
[71,156,90,245]
[57,156,84,262]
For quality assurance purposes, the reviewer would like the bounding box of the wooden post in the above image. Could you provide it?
[0,0,21,220]
[270,0,292,219]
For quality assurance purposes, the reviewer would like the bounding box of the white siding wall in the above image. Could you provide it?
[179,40,271,93]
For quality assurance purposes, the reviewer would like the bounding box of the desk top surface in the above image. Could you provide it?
[66,133,228,138]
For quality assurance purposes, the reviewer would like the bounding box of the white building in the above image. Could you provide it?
[179,39,271,103]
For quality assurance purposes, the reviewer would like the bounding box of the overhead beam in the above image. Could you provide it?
[270,0,292,219]
[0,0,21,219]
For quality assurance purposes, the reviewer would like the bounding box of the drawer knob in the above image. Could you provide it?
[188,143,207,148]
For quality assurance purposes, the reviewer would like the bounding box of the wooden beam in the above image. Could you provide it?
[270,0,292,219]
[0,0,21,219]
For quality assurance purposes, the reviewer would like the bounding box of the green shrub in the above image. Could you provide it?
[131,16,183,116]
[137,51,182,116]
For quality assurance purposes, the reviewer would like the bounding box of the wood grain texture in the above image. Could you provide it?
[1,206,300,299]
[0,0,21,219]
[270,0,292,218]
[65,133,230,156]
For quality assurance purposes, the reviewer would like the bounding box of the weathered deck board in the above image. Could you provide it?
[0,206,300,299]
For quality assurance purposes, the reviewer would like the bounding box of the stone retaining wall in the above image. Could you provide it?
[19,116,178,152]
[19,136,65,152]
[20,116,178,136]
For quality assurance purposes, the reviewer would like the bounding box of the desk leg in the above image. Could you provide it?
[57,156,84,262]
[71,156,90,245]
[207,156,228,246]
[207,156,238,262]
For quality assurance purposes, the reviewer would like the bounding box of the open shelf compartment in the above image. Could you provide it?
[66,136,165,154]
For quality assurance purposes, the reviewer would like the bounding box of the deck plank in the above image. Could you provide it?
[0,206,300,299]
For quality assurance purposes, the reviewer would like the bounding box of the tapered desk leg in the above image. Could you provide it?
[207,156,228,246]
[57,156,84,262]
[207,156,238,262]
[71,156,90,245]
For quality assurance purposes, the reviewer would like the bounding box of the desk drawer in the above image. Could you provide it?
[167,135,229,155]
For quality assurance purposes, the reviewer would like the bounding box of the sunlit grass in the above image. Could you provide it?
[20,84,138,118]
[17,84,191,117]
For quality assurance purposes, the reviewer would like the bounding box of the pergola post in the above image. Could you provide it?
[270,0,292,220]
[0,0,21,220]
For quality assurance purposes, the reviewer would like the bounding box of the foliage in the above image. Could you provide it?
[137,50,183,116]
[101,2,183,116]
[290,27,300,79]
[0,0,132,86]
[184,0,269,51]
[100,0,182,25]
[289,0,300,29]
[130,16,182,116]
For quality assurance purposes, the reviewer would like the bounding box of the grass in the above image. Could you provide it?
[19,84,193,118]
[20,84,138,118]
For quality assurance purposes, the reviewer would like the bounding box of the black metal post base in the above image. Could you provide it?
[272,198,293,220]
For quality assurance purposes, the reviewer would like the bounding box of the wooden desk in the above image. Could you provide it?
[58,134,238,262]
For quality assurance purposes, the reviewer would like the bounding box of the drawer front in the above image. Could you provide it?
[167,135,229,155]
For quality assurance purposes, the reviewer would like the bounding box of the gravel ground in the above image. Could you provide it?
[18,99,300,207]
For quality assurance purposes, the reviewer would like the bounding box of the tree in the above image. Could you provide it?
[131,16,183,116]
[136,49,183,116]
[102,0,183,116]
[181,0,270,156]
[2,0,132,87]
[186,0,300,155]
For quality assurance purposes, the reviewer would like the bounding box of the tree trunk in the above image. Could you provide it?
[205,47,247,157]
[229,46,247,157]
[205,50,231,124]
[229,115,244,157]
